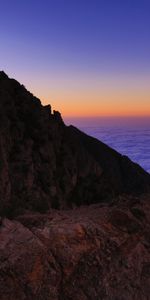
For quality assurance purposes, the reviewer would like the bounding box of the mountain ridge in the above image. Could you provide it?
[0,71,150,299]
[0,71,150,216]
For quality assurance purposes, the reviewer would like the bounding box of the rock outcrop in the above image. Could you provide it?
[0,194,150,300]
[0,71,150,217]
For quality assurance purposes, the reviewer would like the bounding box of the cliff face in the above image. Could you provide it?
[0,71,150,216]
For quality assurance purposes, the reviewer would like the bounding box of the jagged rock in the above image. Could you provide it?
[0,72,150,217]
[0,72,150,299]
[53,110,64,123]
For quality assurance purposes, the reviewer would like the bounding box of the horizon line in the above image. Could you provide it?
[63,114,150,119]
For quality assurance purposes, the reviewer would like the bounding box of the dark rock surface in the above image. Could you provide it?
[0,71,150,217]
[0,72,150,299]
[0,194,150,300]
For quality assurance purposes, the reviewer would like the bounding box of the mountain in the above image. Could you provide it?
[0,71,150,299]
[0,71,150,217]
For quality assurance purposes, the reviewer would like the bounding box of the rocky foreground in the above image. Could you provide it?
[0,194,150,300]
[0,72,150,299]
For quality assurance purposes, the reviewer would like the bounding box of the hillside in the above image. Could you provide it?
[0,71,150,299]
[0,71,150,217]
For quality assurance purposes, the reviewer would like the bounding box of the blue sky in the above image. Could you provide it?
[1,0,150,116]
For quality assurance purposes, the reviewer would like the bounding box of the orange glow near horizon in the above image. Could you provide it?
[16,72,150,118]
[39,87,150,118]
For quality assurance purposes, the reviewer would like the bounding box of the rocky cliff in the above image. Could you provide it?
[0,71,150,299]
[0,71,150,217]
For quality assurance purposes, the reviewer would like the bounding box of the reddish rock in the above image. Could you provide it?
[0,195,149,299]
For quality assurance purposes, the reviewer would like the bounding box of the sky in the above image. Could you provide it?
[0,0,150,117]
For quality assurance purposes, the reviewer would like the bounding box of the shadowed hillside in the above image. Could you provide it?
[0,71,150,300]
[0,71,150,216]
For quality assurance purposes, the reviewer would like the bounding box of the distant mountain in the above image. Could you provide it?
[0,71,150,216]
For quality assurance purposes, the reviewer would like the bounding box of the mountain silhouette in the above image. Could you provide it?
[0,71,150,300]
[0,71,150,216]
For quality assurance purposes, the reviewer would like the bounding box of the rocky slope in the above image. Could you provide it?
[0,194,150,300]
[0,71,150,217]
[0,71,150,299]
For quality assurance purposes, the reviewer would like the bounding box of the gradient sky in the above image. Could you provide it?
[0,0,150,117]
